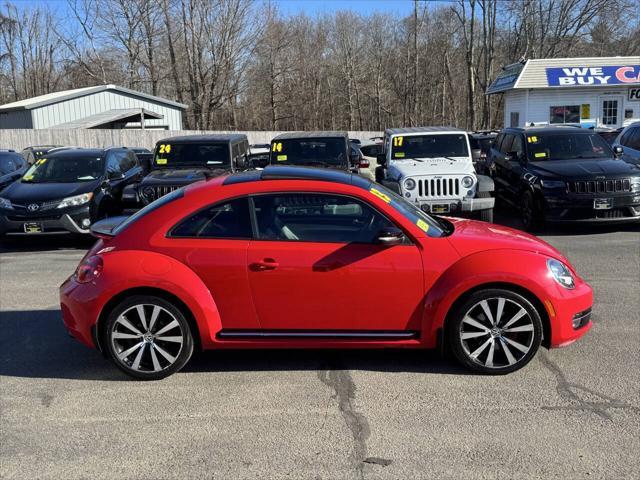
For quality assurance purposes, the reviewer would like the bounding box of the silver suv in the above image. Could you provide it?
[375,127,495,222]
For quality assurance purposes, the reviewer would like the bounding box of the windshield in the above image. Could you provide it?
[391,134,469,159]
[153,142,230,168]
[21,156,104,183]
[270,138,347,166]
[526,132,612,161]
[366,183,445,238]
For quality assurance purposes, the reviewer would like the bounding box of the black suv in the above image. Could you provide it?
[125,134,249,206]
[269,132,360,171]
[487,127,640,229]
[0,147,142,236]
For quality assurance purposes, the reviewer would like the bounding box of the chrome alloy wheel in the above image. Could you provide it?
[459,297,535,369]
[110,304,185,373]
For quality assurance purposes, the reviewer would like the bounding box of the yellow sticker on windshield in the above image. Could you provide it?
[394,152,405,158]
[158,144,171,154]
[156,158,168,165]
[370,187,391,203]
[527,136,538,143]
[416,219,430,232]
[393,136,404,147]
[23,174,33,181]
[272,142,283,152]
[534,152,547,158]
[36,158,47,165]
[277,154,287,161]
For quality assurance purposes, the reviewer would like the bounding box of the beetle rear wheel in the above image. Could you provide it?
[448,289,542,374]
[105,295,194,380]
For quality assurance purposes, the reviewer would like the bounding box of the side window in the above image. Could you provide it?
[511,135,524,156]
[118,152,136,172]
[105,153,122,176]
[499,134,514,154]
[252,193,395,243]
[171,197,252,239]
[493,134,504,151]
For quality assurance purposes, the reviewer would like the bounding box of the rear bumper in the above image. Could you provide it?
[60,275,102,348]
[0,206,91,235]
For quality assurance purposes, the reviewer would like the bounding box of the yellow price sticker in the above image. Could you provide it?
[416,219,430,232]
[370,188,391,203]
[394,152,405,158]
[534,152,547,158]
[527,136,538,143]
[393,136,404,147]
[156,158,168,165]
[36,158,47,165]
[158,144,171,154]
[277,154,287,161]
[23,174,33,181]
[272,142,283,152]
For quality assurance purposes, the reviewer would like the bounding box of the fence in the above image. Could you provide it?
[0,129,383,151]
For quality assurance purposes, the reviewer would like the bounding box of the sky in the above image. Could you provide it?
[11,0,428,17]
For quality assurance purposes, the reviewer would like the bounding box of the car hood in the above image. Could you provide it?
[445,218,567,262]
[389,157,474,177]
[0,179,98,203]
[141,168,229,185]
[529,158,640,179]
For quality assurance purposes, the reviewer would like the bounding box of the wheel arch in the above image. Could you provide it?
[440,281,551,350]
[95,286,203,356]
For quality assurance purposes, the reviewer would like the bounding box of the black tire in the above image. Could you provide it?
[447,288,542,375]
[520,190,542,231]
[105,295,194,380]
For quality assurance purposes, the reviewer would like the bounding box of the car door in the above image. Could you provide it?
[492,133,514,199]
[168,196,261,330]
[247,192,424,333]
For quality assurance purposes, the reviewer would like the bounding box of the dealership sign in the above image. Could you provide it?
[546,65,640,86]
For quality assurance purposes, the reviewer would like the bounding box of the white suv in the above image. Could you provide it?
[375,127,495,222]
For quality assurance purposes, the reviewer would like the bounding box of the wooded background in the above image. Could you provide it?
[1,0,638,132]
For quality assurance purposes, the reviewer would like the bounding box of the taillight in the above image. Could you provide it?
[76,255,103,283]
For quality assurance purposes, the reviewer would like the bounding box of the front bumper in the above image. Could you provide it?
[546,277,593,348]
[542,193,640,224]
[0,205,91,235]
[416,196,495,214]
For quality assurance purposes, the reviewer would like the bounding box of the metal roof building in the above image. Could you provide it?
[487,56,640,129]
[0,84,187,130]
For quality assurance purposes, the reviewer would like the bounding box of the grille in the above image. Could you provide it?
[595,208,629,219]
[11,199,61,211]
[417,178,460,198]
[568,178,630,194]
[143,185,181,200]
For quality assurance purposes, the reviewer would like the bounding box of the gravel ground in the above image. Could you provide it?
[1,212,638,480]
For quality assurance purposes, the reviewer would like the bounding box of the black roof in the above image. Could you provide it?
[156,134,247,144]
[385,126,464,135]
[271,131,348,141]
[223,165,371,189]
[503,126,593,135]
[46,147,121,158]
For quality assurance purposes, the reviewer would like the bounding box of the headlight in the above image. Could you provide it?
[0,197,13,210]
[57,192,93,209]
[461,176,474,188]
[404,178,416,191]
[540,179,566,189]
[631,180,640,192]
[547,259,575,289]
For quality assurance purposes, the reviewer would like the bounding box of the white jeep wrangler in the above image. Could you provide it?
[375,127,495,222]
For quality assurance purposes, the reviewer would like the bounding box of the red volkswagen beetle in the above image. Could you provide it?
[60,166,593,379]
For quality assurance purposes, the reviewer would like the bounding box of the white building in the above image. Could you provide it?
[487,56,640,129]
[0,84,186,130]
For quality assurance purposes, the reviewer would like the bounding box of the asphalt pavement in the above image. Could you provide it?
[1,213,639,479]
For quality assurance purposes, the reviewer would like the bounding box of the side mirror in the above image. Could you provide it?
[376,227,405,246]
[613,145,623,157]
[376,153,387,167]
[236,156,246,170]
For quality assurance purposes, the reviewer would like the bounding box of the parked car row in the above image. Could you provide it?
[1,123,639,238]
